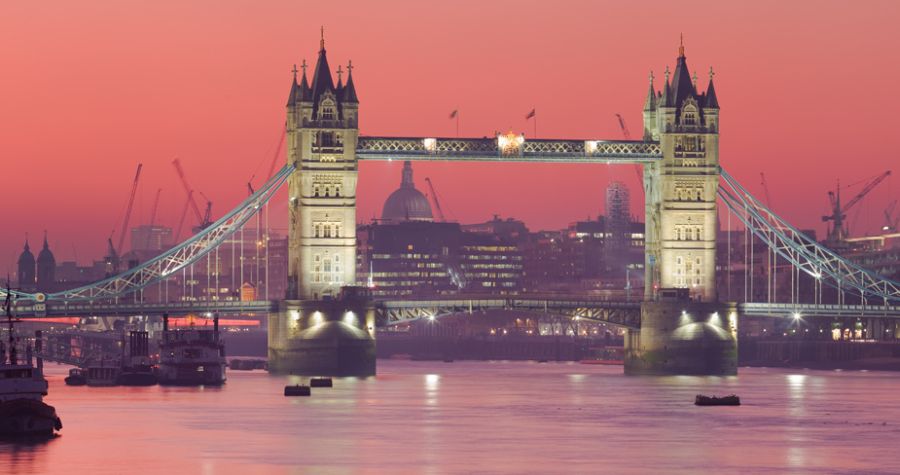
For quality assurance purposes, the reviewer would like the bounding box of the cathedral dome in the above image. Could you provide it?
[381,161,433,223]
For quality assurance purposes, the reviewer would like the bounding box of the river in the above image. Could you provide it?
[2,361,899,474]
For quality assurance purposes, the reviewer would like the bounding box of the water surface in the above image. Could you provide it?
[2,362,899,474]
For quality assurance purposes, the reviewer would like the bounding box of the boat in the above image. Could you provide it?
[284,384,311,396]
[695,394,741,406]
[64,368,87,386]
[85,364,120,386]
[310,377,333,388]
[0,292,62,438]
[116,331,157,386]
[157,314,226,386]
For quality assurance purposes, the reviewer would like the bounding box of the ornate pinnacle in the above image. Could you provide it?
[301,59,307,76]
[320,26,325,50]
[347,60,353,73]
[337,65,343,83]
[709,66,715,80]
[291,64,298,79]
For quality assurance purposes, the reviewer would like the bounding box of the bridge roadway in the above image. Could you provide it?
[13,297,900,324]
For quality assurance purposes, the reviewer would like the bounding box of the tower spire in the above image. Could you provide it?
[679,33,685,57]
[644,70,657,111]
[320,26,325,51]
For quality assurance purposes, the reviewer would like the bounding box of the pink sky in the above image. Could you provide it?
[1,0,898,272]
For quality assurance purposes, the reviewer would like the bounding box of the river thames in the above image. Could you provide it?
[1,361,899,474]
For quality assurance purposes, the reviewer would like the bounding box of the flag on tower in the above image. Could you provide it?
[449,109,458,119]
[525,108,536,119]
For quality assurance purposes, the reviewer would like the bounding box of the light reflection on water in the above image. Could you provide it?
[2,362,900,474]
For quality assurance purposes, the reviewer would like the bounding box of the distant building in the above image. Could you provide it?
[130,225,173,253]
[36,234,56,292]
[16,239,35,291]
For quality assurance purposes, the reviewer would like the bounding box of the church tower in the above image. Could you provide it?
[285,30,359,300]
[17,238,36,291]
[643,40,720,302]
[36,232,56,292]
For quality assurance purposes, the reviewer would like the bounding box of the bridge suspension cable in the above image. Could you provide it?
[1,164,294,303]
[718,167,900,305]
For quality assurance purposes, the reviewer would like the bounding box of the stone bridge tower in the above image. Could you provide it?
[642,41,720,302]
[285,32,359,300]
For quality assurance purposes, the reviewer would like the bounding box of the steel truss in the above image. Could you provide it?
[2,164,294,303]
[719,168,900,305]
[376,297,642,328]
[356,136,662,163]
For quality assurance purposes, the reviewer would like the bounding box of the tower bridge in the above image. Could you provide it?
[4,35,900,376]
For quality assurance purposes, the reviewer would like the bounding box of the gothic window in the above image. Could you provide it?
[320,99,336,121]
[682,104,698,125]
[313,184,321,197]
[675,256,686,287]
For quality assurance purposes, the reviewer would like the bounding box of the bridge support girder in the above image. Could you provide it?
[625,300,739,375]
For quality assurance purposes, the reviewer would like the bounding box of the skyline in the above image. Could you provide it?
[2,0,899,272]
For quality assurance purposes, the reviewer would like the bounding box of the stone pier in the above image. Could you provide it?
[625,298,738,376]
[268,289,376,376]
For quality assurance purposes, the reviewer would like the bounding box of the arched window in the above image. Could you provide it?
[682,103,698,125]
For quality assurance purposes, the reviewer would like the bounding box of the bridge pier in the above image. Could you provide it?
[625,299,738,376]
[268,290,376,377]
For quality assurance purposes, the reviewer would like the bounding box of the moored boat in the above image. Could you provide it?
[0,293,62,438]
[157,314,226,386]
[695,394,741,406]
[64,368,87,386]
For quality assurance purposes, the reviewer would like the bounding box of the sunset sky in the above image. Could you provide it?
[1,0,898,272]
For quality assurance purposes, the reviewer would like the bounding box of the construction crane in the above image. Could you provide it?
[759,172,773,208]
[171,158,212,230]
[615,114,643,183]
[822,170,892,244]
[144,188,162,249]
[424,177,446,222]
[884,200,898,232]
[198,191,213,229]
[248,129,287,193]
[111,163,143,255]
[174,190,194,241]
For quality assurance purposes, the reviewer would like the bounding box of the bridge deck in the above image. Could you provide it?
[356,136,662,163]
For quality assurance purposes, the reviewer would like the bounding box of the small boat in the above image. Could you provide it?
[0,293,62,438]
[310,377,332,388]
[695,394,741,406]
[85,365,120,387]
[284,385,311,397]
[116,365,158,386]
[64,368,87,386]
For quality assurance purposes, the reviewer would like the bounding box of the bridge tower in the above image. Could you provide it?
[270,32,375,376]
[286,32,359,300]
[642,40,720,302]
[628,41,737,375]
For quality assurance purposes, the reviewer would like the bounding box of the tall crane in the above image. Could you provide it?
[174,190,194,241]
[144,188,162,249]
[112,163,143,254]
[883,200,898,232]
[424,177,446,222]
[822,170,892,244]
[615,114,643,183]
[172,158,212,230]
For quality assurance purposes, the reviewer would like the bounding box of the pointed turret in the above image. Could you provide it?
[36,231,56,292]
[310,28,336,109]
[670,39,695,108]
[643,71,657,111]
[299,61,311,102]
[342,60,359,104]
[287,65,299,106]
[705,68,719,109]
[660,67,672,107]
